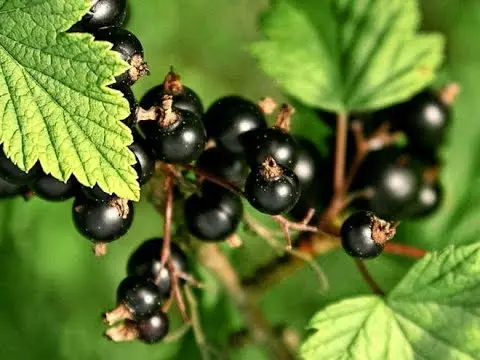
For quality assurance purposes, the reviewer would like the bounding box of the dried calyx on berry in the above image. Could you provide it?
[341,211,397,259]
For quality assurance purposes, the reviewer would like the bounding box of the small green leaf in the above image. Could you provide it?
[0,0,139,200]
[251,0,445,112]
[301,244,480,360]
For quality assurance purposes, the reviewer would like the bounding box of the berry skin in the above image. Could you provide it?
[203,96,267,155]
[0,149,41,185]
[81,184,112,203]
[116,276,164,320]
[127,238,188,297]
[407,181,443,219]
[245,157,300,215]
[139,109,207,164]
[341,211,396,259]
[395,91,450,155]
[0,177,27,199]
[72,196,134,242]
[136,310,170,344]
[110,82,138,127]
[196,147,248,185]
[130,134,155,186]
[31,175,78,201]
[80,0,127,30]
[94,27,147,85]
[184,182,243,241]
[243,127,298,169]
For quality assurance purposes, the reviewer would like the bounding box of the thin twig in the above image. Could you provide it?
[354,259,385,296]
[164,322,192,343]
[160,175,174,265]
[334,112,348,194]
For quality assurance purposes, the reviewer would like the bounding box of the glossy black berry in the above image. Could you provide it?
[137,310,170,344]
[185,182,243,241]
[110,82,137,127]
[395,91,450,155]
[0,150,41,185]
[243,127,298,168]
[341,211,395,259]
[407,181,443,219]
[94,27,147,85]
[140,71,203,117]
[139,108,207,164]
[130,134,155,186]
[0,177,27,199]
[72,196,134,242]
[245,158,300,215]
[127,238,188,296]
[116,276,163,320]
[81,184,113,202]
[80,0,127,30]
[203,96,267,155]
[196,148,247,185]
[31,175,77,201]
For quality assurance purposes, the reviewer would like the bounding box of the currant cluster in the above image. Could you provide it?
[103,238,188,344]
[338,88,453,259]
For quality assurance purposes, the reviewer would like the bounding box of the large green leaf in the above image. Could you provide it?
[301,244,480,360]
[251,0,444,112]
[0,0,139,200]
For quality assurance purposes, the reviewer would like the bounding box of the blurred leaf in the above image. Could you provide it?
[251,0,444,112]
[302,244,480,359]
[0,0,139,200]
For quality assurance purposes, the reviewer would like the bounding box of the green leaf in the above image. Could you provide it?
[0,0,139,200]
[301,244,480,360]
[251,0,445,112]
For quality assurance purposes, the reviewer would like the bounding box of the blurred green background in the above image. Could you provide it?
[1,0,480,358]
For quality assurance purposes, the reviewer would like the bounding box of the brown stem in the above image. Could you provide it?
[384,242,427,258]
[354,259,385,296]
[160,175,174,265]
[334,112,348,194]
[197,245,295,360]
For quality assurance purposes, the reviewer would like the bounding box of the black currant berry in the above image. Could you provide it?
[395,91,450,155]
[138,97,207,164]
[127,238,188,296]
[130,134,155,186]
[341,211,396,259]
[203,96,267,155]
[72,196,134,242]
[140,71,203,117]
[407,181,443,219]
[110,82,137,127]
[243,127,298,168]
[137,310,170,344]
[80,0,127,30]
[117,276,163,319]
[0,177,27,199]
[31,175,78,201]
[245,157,300,215]
[196,147,247,185]
[94,27,148,85]
[81,184,113,202]
[185,182,243,241]
[0,150,40,185]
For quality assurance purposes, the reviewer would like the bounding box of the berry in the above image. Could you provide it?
[245,157,300,215]
[341,211,396,259]
[110,82,137,127]
[196,147,247,185]
[140,71,204,117]
[80,0,127,30]
[185,182,243,241]
[72,196,134,242]
[137,310,170,344]
[394,91,450,155]
[127,238,188,296]
[203,96,266,155]
[139,100,207,163]
[0,177,27,199]
[116,276,164,320]
[0,150,40,185]
[407,181,443,218]
[81,184,112,203]
[354,149,422,219]
[94,27,147,85]
[31,175,77,201]
[243,127,298,168]
[130,133,155,185]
